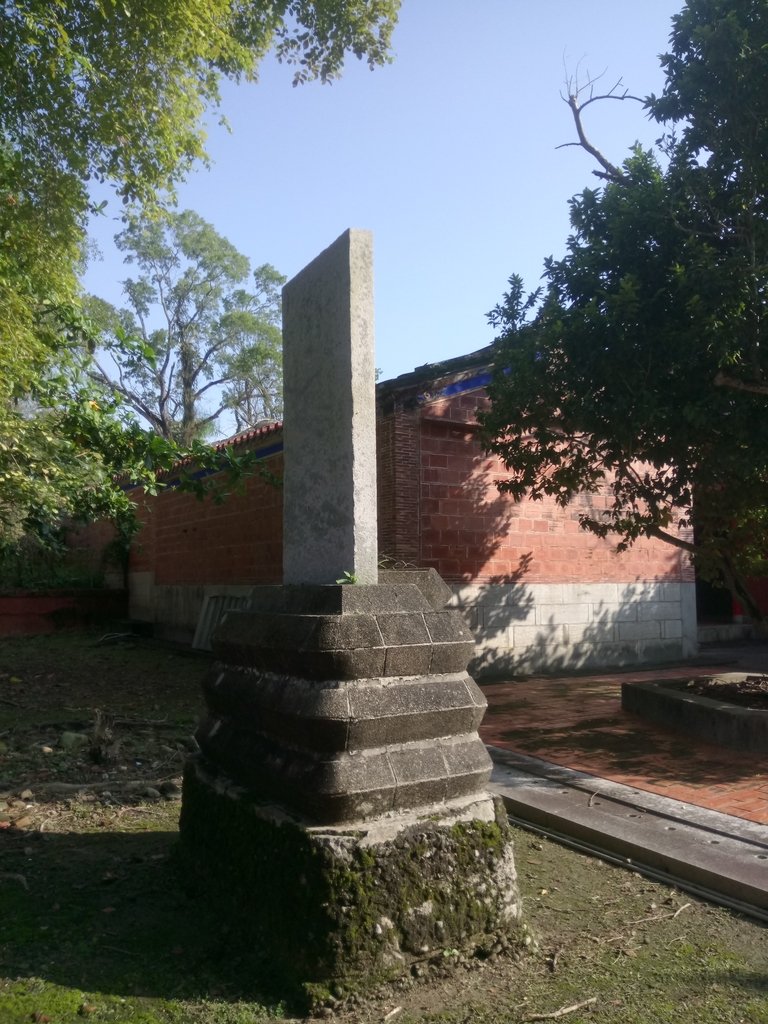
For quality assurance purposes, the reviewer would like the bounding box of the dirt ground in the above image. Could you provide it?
[1,633,767,1024]
[0,633,206,812]
[687,673,768,710]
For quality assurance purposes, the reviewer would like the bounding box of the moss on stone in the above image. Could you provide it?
[178,759,521,1011]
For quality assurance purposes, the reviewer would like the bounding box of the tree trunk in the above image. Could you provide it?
[180,339,197,445]
[719,552,768,638]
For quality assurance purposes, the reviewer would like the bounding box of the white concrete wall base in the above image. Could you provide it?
[129,575,699,672]
[451,581,699,677]
[128,579,255,645]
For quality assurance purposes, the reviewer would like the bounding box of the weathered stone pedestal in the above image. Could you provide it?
[179,572,521,1007]
[179,230,520,1008]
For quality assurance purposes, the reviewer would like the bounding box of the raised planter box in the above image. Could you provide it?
[621,676,768,754]
[0,589,127,636]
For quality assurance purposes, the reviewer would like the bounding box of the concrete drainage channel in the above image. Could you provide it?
[488,747,768,924]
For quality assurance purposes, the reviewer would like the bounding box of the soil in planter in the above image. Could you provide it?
[686,674,768,711]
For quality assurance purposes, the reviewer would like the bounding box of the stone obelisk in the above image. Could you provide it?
[282,228,378,586]
[179,230,521,1011]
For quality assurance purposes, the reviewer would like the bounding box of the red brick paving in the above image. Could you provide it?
[479,663,768,825]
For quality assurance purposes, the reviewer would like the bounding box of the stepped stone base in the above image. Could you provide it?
[179,756,522,1011]
[196,667,491,823]
[178,572,522,1007]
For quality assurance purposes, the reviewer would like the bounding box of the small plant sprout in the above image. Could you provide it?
[335,571,358,585]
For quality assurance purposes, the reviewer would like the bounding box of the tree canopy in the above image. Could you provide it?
[1,0,399,211]
[0,0,399,548]
[88,210,284,444]
[482,0,768,619]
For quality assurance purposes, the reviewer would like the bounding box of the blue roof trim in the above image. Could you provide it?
[417,369,492,404]
[121,440,284,493]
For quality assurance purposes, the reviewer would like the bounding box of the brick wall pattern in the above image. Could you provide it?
[80,369,699,671]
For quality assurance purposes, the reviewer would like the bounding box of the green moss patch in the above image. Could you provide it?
[178,761,522,1011]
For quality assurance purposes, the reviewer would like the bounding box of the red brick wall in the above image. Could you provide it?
[413,389,693,586]
[128,454,283,587]
[65,519,119,575]
[376,401,420,564]
[128,491,156,576]
[376,412,396,559]
[79,384,694,595]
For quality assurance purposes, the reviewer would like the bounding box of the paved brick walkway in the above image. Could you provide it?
[479,652,768,825]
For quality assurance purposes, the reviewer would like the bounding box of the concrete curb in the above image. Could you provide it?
[488,746,768,916]
[622,676,768,753]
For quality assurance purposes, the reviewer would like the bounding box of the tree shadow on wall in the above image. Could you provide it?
[475,589,696,684]
[453,466,518,577]
[451,467,693,681]
[461,554,535,675]
[440,461,537,676]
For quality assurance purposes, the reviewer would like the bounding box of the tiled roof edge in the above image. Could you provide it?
[215,420,283,450]
[376,345,494,397]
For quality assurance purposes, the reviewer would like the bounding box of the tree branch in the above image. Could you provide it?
[714,370,768,396]
[196,403,229,427]
[195,377,229,399]
[647,524,697,556]
[89,367,164,434]
[192,338,228,380]
[560,74,642,183]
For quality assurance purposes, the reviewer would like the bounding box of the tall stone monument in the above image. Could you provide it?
[282,228,378,586]
[179,230,521,1009]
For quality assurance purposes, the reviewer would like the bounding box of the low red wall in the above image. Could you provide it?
[127,451,284,587]
[0,590,128,635]
[73,380,693,615]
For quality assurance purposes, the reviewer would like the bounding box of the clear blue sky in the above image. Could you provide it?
[82,1,681,410]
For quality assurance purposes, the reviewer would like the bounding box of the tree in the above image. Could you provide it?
[88,210,284,444]
[482,0,768,623]
[1,0,398,345]
[1,1,399,213]
[651,0,768,398]
[0,0,398,544]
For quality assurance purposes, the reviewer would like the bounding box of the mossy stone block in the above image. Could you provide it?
[178,757,521,1011]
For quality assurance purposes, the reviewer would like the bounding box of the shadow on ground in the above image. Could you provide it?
[1,826,285,1009]
[481,676,762,789]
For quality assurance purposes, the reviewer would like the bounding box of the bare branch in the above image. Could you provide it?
[577,84,643,113]
[89,367,164,433]
[560,71,643,183]
[194,377,228,399]
[196,403,229,427]
[523,997,597,1022]
[714,370,768,396]
[565,92,624,181]
[192,339,229,380]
